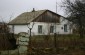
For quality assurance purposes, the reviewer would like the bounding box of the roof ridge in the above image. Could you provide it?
[20,9,47,15]
[24,9,47,13]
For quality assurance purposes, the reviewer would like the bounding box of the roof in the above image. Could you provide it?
[9,10,61,25]
[9,10,46,25]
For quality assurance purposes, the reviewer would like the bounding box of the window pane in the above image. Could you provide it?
[64,24,67,32]
[38,25,42,33]
[50,26,54,33]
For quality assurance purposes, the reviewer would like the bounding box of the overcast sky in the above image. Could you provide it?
[0,0,64,22]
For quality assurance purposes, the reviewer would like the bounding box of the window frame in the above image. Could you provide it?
[38,25,42,34]
[64,24,68,32]
[50,26,54,33]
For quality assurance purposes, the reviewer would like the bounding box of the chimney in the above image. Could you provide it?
[32,8,35,12]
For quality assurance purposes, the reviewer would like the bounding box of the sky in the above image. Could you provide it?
[0,0,64,22]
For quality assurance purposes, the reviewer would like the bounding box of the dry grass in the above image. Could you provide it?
[27,34,85,55]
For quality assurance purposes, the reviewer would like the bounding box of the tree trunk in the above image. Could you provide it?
[78,17,84,38]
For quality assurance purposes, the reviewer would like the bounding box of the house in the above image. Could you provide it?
[8,9,73,35]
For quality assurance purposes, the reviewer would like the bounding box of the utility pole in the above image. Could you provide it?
[56,0,57,14]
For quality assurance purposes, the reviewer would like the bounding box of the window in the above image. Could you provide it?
[64,24,68,32]
[38,25,42,33]
[50,26,54,33]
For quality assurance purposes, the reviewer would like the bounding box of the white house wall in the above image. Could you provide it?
[56,17,73,34]
[14,25,28,34]
[31,22,55,35]
[9,17,72,35]
[56,24,72,34]
[9,25,29,34]
[9,22,55,35]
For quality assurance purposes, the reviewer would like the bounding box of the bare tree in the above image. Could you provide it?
[25,9,35,55]
[61,0,85,37]
[27,22,34,47]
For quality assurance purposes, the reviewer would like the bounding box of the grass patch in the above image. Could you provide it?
[27,34,85,55]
